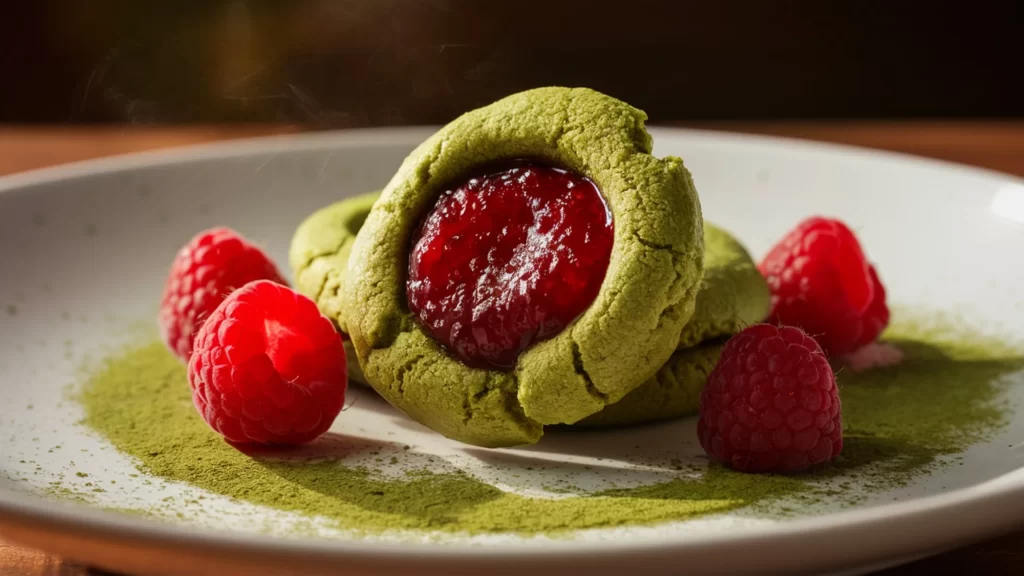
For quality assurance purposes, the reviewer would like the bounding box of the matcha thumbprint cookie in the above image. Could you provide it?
[339,88,704,447]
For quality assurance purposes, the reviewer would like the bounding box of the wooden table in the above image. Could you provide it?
[1,122,1023,575]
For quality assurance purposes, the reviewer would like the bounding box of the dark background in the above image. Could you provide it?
[2,0,1020,126]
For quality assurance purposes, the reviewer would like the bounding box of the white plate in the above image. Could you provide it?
[1,127,1024,576]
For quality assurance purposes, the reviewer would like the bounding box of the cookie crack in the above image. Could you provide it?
[553,91,587,165]
[550,122,570,151]
[572,339,609,403]
[633,231,688,258]
[462,385,495,425]
[395,353,427,397]
[461,374,537,433]
[296,232,352,277]
[308,271,331,309]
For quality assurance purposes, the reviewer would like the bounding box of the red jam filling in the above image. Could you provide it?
[407,162,614,370]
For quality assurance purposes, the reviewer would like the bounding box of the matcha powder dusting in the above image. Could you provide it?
[73,315,1024,539]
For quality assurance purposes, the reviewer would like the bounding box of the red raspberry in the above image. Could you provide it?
[759,217,889,356]
[159,227,287,360]
[697,324,842,473]
[187,280,347,444]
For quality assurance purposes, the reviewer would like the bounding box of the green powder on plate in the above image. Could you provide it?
[71,314,1024,537]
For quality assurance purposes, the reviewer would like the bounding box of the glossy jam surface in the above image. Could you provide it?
[407,163,614,370]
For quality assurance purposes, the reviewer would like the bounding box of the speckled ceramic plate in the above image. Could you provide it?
[2,128,1024,576]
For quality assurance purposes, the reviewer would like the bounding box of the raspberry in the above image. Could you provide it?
[407,162,613,370]
[759,217,889,356]
[697,324,842,473]
[159,227,287,360]
[187,280,347,444]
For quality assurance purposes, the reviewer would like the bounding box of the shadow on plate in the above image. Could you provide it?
[231,431,395,462]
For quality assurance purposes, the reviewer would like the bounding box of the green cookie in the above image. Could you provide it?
[289,191,378,334]
[289,191,380,388]
[678,223,770,348]
[342,87,704,447]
